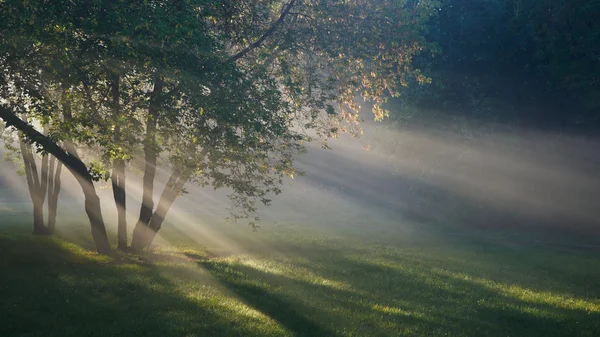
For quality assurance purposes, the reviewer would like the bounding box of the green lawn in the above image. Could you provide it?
[1,214,599,337]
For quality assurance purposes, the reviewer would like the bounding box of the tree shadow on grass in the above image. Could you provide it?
[196,258,343,336]
[0,234,289,337]
[289,244,600,336]
[3,230,599,337]
[258,233,600,301]
[187,238,600,337]
[191,254,450,336]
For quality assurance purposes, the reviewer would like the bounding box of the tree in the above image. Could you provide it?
[0,0,437,253]
[0,0,112,252]
[388,0,600,130]
[2,121,63,234]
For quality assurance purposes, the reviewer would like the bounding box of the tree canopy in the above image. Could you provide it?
[0,0,438,252]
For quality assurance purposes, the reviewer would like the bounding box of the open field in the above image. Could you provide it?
[2,1,600,336]
[1,210,599,337]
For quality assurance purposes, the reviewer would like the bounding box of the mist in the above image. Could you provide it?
[3,111,599,248]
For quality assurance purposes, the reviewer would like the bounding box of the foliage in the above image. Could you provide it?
[0,0,438,240]
[388,0,600,130]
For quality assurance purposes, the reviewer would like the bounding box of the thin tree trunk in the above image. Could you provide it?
[131,168,188,250]
[131,76,163,250]
[19,137,43,233]
[110,73,128,250]
[137,111,157,226]
[37,126,50,232]
[0,107,111,253]
[147,170,188,237]
[47,155,62,233]
[112,159,127,250]
[18,116,48,234]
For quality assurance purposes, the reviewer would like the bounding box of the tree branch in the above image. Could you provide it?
[0,106,90,179]
[228,0,297,63]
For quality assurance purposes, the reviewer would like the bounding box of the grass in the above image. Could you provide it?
[1,213,600,336]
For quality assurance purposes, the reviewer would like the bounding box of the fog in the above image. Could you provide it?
[2,113,600,247]
[290,121,600,235]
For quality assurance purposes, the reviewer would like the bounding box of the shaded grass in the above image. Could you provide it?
[1,218,599,336]
[0,232,288,336]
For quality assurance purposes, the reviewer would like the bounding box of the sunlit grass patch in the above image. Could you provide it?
[442,269,600,313]
[225,255,354,291]
[1,221,600,336]
[372,304,428,319]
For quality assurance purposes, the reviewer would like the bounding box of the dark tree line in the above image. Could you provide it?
[390,0,600,131]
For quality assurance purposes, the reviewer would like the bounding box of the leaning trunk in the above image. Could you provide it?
[63,90,111,253]
[131,169,188,250]
[0,107,111,253]
[83,187,110,252]
[65,141,111,254]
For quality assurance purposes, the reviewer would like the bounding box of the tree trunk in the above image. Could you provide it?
[131,76,163,250]
[136,112,157,226]
[131,168,188,251]
[110,73,128,250]
[31,195,46,235]
[112,159,127,250]
[36,128,50,234]
[0,106,111,254]
[64,140,111,254]
[19,140,44,233]
[18,116,48,235]
[47,155,62,233]
[62,90,111,254]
